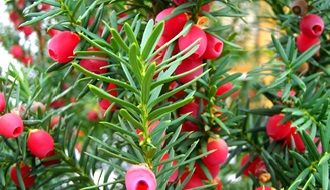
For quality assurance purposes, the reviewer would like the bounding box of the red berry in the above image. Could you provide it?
[175,57,203,84]
[41,151,60,167]
[286,127,305,152]
[27,130,54,159]
[155,7,188,39]
[266,114,291,140]
[300,14,324,38]
[173,0,188,5]
[47,29,61,37]
[10,163,34,188]
[202,33,224,60]
[194,160,220,180]
[125,164,156,190]
[203,137,228,165]
[99,83,118,111]
[290,0,308,16]
[80,47,108,74]
[41,4,51,10]
[0,113,23,138]
[158,153,179,183]
[276,90,296,97]
[179,102,199,132]
[179,172,203,190]
[22,55,33,66]
[216,82,232,98]
[48,31,80,63]
[49,99,65,109]
[168,81,185,102]
[18,26,33,37]
[50,115,60,129]
[9,11,20,27]
[179,25,207,59]
[296,33,320,53]
[87,110,99,121]
[0,92,6,113]
[255,186,274,190]
[10,45,23,59]
[240,154,261,176]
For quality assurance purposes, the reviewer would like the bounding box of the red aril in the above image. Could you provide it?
[10,163,34,188]
[125,164,156,190]
[80,47,108,74]
[99,83,118,111]
[48,31,80,63]
[27,129,54,159]
[296,33,320,53]
[155,7,188,39]
[175,57,203,84]
[0,113,24,138]
[179,172,203,189]
[0,92,6,113]
[216,82,232,98]
[194,160,220,180]
[202,33,224,60]
[266,114,291,140]
[300,14,324,38]
[179,102,199,132]
[178,25,207,59]
[10,45,23,59]
[202,137,228,165]
[158,153,178,183]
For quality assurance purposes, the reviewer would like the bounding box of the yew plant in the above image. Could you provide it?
[0,0,329,189]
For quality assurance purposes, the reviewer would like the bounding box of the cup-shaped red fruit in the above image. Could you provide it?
[296,33,320,53]
[0,113,24,138]
[203,137,228,166]
[240,154,262,176]
[300,14,324,38]
[179,102,199,132]
[9,11,20,27]
[179,25,207,59]
[80,47,108,74]
[87,110,99,121]
[155,7,188,39]
[41,150,61,167]
[0,92,6,113]
[203,33,224,60]
[10,163,35,188]
[195,160,220,180]
[47,29,61,37]
[255,186,275,190]
[27,129,54,159]
[158,153,179,183]
[179,172,203,189]
[266,114,291,140]
[173,0,188,5]
[99,83,118,111]
[10,45,23,59]
[291,0,308,16]
[286,127,305,152]
[175,57,203,84]
[18,26,33,37]
[125,164,156,190]
[216,82,232,99]
[22,55,33,66]
[48,31,80,63]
